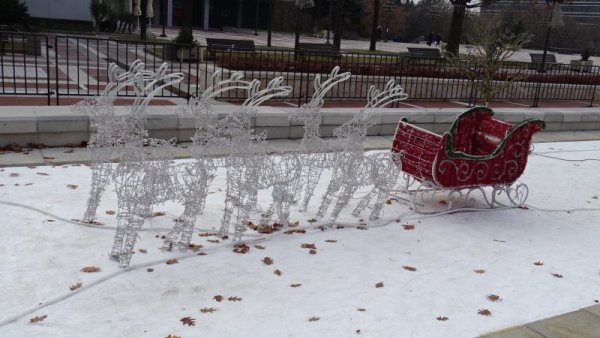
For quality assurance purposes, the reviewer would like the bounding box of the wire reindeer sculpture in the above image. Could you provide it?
[73,60,159,223]
[288,67,352,212]
[316,80,408,223]
[214,77,292,240]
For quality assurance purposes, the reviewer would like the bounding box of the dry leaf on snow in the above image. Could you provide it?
[308,316,320,322]
[325,239,337,243]
[274,269,282,276]
[81,266,101,273]
[473,269,486,274]
[165,335,181,338]
[309,249,317,255]
[152,211,166,217]
[403,266,417,272]
[36,172,49,176]
[233,244,250,254]
[478,309,492,316]
[262,257,274,265]
[200,307,216,313]
[436,316,449,321]
[146,268,154,272]
[254,244,265,250]
[69,282,82,291]
[30,315,47,323]
[291,283,302,288]
[105,210,116,215]
[228,296,242,302]
[357,308,366,312]
[301,243,316,250]
[375,282,384,288]
[487,294,502,302]
[138,248,147,254]
[214,295,223,302]
[166,259,179,265]
[180,317,195,326]
[551,273,564,278]
[534,261,544,266]
[66,184,78,190]
[403,224,415,230]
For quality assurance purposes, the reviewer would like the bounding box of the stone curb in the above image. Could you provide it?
[1,106,600,146]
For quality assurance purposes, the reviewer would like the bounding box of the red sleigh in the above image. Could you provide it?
[391,107,544,207]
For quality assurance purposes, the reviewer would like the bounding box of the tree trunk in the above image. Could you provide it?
[140,0,148,40]
[446,2,466,56]
[333,0,345,49]
[184,0,193,29]
[267,0,274,47]
[369,0,380,51]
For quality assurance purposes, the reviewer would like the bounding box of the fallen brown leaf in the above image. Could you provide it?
[403,266,417,272]
[152,211,166,217]
[474,269,486,274]
[325,239,337,243]
[105,210,116,215]
[309,249,317,255]
[478,309,492,316]
[180,316,195,326]
[199,232,217,237]
[308,316,320,322]
[138,248,147,254]
[254,244,266,250]
[301,243,316,250]
[66,184,78,190]
[356,225,368,230]
[375,282,384,288]
[357,308,366,312]
[274,269,282,276]
[165,335,181,338]
[233,244,250,254]
[81,266,101,273]
[487,294,502,302]
[228,296,242,302]
[188,243,203,252]
[284,229,306,234]
[146,268,154,272]
[207,239,220,244]
[263,257,274,265]
[36,172,49,176]
[551,273,564,278]
[214,295,223,302]
[69,282,82,291]
[403,224,415,230]
[29,315,47,323]
[200,307,216,313]
[436,316,449,321]
[307,218,317,223]
[534,261,544,266]
[385,199,393,205]
[166,259,179,265]
[291,283,302,288]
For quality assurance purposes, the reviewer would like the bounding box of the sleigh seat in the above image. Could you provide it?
[391,107,544,190]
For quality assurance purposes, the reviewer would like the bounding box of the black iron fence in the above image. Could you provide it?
[1,31,599,106]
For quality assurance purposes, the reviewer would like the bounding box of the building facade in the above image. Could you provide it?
[481,0,600,25]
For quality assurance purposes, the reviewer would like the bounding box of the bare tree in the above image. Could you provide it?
[445,16,532,106]
[369,0,381,51]
[446,0,498,56]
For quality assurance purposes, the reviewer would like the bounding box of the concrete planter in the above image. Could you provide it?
[177,47,199,61]
[25,36,42,56]
[570,60,593,72]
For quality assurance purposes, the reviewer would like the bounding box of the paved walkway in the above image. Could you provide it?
[147,27,600,65]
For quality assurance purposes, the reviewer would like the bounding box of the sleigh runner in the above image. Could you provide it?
[391,107,544,209]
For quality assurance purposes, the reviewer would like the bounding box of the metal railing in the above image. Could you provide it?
[1,31,599,106]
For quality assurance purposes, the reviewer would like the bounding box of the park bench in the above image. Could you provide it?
[205,38,256,59]
[529,53,557,64]
[297,43,341,58]
[407,47,443,60]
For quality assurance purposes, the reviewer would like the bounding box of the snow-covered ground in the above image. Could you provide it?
[1,141,599,338]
